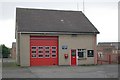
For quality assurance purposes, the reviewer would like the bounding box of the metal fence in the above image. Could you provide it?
[97,53,118,64]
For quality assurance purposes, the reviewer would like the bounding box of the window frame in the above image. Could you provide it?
[31,54,37,58]
[38,46,44,58]
[98,52,103,58]
[77,49,86,59]
[38,46,44,49]
[45,46,50,50]
[51,53,57,58]
[51,46,57,58]
[38,54,44,58]
[44,46,50,58]
[51,46,57,50]
[45,54,50,58]
[31,51,37,54]
[31,46,37,50]
[71,50,76,56]
[31,46,37,58]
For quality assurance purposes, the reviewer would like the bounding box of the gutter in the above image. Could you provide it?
[17,31,99,35]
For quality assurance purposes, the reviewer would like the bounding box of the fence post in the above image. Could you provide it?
[101,60,102,65]
[109,55,111,64]
[97,53,98,64]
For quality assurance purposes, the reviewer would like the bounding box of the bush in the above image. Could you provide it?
[0,44,10,58]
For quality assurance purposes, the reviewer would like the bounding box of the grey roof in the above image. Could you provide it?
[98,42,120,50]
[16,8,99,34]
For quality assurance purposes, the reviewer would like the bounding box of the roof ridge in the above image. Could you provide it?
[16,7,82,12]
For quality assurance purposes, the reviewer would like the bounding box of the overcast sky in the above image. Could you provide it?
[0,0,119,48]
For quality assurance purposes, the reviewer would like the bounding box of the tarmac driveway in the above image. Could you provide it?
[28,65,118,78]
[2,58,119,78]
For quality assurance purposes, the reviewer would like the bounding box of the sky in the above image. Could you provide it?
[0,0,119,48]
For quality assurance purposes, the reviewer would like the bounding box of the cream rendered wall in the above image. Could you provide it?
[59,34,96,65]
[16,33,20,65]
[18,33,96,66]
[19,34,30,66]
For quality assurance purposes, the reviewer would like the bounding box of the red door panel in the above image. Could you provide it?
[71,49,76,65]
[30,36,58,66]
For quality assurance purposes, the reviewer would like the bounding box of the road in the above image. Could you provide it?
[2,58,119,78]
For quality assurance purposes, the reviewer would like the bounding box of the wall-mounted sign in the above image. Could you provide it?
[87,50,94,57]
[62,45,68,50]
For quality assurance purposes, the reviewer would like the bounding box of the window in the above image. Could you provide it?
[45,46,50,50]
[51,46,57,58]
[31,46,36,51]
[32,51,36,53]
[52,51,56,53]
[32,54,37,58]
[39,51,43,53]
[87,50,94,57]
[62,45,68,50]
[38,46,44,51]
[78,49,86,58]
[38,46,44,58]
[45,46,50,58]
[52,54,56,57]
[45,54,50,57]
[32,47,36,49]
[38,54,43,57]
[71,50,76,56]
[98,52,103,58]
[52,46,56,50]
[38,47,43,49]
[31,46,37,58]
[45,51,50,53]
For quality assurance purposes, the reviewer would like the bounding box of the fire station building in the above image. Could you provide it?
[16,8,99,66]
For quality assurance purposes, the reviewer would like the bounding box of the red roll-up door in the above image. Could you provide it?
[30,36,58,66]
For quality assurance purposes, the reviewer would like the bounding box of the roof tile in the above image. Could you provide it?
[16,8,99,34]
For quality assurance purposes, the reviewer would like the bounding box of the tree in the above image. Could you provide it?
[0,44,10,58]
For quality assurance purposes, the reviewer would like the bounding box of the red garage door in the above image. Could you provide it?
[30,36,58,66]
